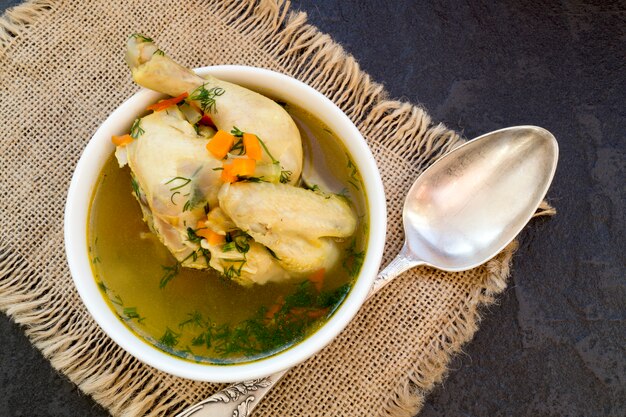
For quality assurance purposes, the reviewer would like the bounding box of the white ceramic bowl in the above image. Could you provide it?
[65,66,386,382]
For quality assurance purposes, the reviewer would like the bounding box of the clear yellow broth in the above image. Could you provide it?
[88,104,368,364]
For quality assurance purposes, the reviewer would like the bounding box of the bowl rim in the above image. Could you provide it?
[64,65,387,382]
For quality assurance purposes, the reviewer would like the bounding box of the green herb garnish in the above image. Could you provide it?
[190,84,225,113]
[111,294,123,306]
[237,176,266,183]
[129,33,153,43]
[179,311,207,329]
[346,155,361,190]
[159,327,181,348]
[165,176,191,191]
[159,262,180,288]
[280,169,292,184]
[130,175,141,198]
[214,281,347,357]
[342,239,365,278]
[130,118,144,139]
[186,227,203,244]
[266,247,281,260]
[123,307,145,323]
[230,126,244,137]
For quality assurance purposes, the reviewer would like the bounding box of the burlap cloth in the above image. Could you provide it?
[0,1,556,416]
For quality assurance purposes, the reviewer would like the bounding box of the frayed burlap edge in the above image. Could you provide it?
[0,1,556,416]
[0,0,55,56]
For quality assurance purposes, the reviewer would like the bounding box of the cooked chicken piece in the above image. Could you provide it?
[119,35,358,284]
[125,34,303,184]
[201,237,289,286]
[218,182,357,274]
[116,107,221,268]
[197,207,288,285]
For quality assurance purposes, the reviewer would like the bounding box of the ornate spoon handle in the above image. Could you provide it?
[175,372,286,417]
[177,243,421,417]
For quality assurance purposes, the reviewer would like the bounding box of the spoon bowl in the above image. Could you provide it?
[403,125,558,271]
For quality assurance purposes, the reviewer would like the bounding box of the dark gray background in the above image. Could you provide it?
[1,0,624,416]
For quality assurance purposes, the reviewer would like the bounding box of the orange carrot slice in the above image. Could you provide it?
[220,162,236,183]
[265,296,285,320]
[308,268,325,292]
[231,158,256,177]
[307,308,329,320]
[195,221,226,245]
[111,134,133,146]
[146,92,188,112]
[198,229,225,245]
[207,130,235,159]
[243,133,263,161]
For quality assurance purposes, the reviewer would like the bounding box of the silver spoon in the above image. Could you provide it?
[177,125,558,417]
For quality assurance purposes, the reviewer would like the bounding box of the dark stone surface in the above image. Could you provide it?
[1,0,624,416]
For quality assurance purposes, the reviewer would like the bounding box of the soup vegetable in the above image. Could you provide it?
[88,34,368,364]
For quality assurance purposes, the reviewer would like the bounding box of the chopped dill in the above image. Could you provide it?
[222,241,236,252]
[223,259,246,279]
[130,118,144,139]
[188,281,349,357]
[179,311,207,329]
[160,246,211,288]
[129,33,153,43]
[256,136,278,164]
[304,183,321,192]
[192,331,212,349]
[186,227,202,244]
[221,232,250,254]
[266,247,281,260]
[159,262,180,288]
[346,156,361,190]
[159,327,181,348]
[236,176,266,183]
[111,294,123,306]
[230,126,244,137]
[92,256,101,264]
[153,49,165,56]
[197,247,211,265]
[165,176,191,191]
[342,238,365,278]
[190,84,225,113]
[280,169,292,184]
[233,234,251,253]
[231,137,245,155]
[130,175,141,197]
[96,281,108,293]
[123,307,145,323]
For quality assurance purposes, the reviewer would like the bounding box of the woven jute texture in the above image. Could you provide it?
[0,1,554,416]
